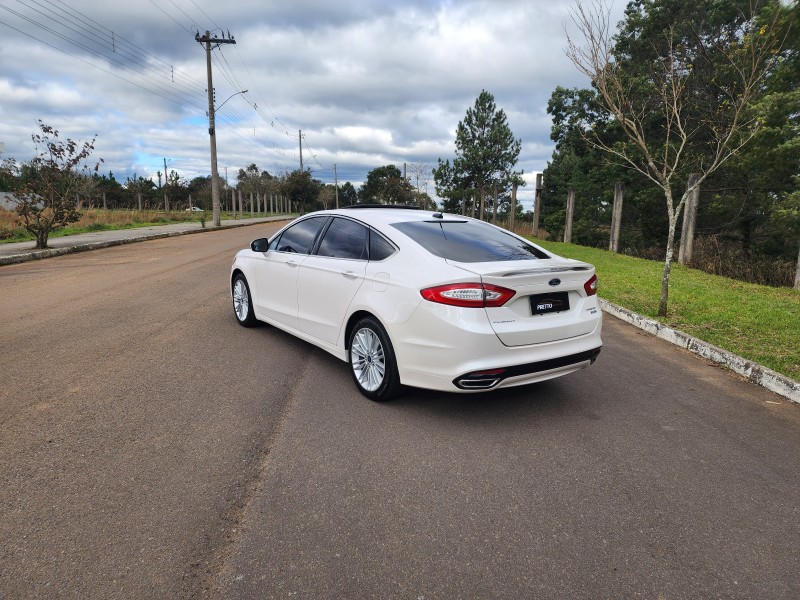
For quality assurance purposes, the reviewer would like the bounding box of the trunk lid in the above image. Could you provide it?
[447,257,600,347]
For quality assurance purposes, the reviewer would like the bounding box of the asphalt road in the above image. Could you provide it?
[1,225,798,599]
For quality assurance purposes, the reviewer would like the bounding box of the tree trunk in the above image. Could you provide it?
[36,229,48,249]
[658,219,679,317]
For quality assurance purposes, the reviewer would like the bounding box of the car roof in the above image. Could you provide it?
[317,206,466,229]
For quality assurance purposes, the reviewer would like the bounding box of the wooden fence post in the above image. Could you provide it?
[679,173,700,264]
[564,189,575,244]
[532,173,542,237]
[609,182,624,252]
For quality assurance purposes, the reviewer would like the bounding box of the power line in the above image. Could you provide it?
[0,0,343,182]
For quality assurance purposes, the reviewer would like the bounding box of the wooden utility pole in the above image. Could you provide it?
[609,181,624,252]
[163,157,169,211]
[492,183,498,224]
[794,240,800,290]
[334,164,339,208]
[678,174,700,265]
[299,130,303,172]
[532,173,542,236]
[564,188,575,243]
[196,30,236,227]
[510,180,518,231]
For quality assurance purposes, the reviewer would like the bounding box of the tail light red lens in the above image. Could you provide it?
[584,274,598,296]
[420,283,516,308]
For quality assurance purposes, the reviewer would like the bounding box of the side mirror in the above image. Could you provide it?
[251,238,269,253]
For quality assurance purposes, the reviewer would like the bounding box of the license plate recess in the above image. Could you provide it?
[530,291,570,315]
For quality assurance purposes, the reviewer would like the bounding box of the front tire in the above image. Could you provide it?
[232,273,258,327]
[349,316,402,402]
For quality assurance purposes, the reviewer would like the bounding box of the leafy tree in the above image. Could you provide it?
[432,158,472,214]
[281,169,321,215]
[11,120,102,249]
[339,181,358,206]
[125,175,155,210]
[542,86,644,248]
[565,0,788,315]
[699,2,800,286]
[359,165,414,204]
[1,158,17,190]
[188,175,212,209]
[434,90,522,220]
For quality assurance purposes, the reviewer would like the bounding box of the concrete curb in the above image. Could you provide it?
[600,299,800,405]
[0,217,289,266]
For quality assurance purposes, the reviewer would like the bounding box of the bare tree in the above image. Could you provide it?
[407,161,432,204]
[318,185,335,210]
[565,0,785,316]
[12,121,101,249]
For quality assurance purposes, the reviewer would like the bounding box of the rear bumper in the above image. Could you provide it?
[390,300,603,393]
[453,347,601,390]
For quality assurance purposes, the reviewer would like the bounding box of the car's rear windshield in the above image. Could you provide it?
[391,220,550,262]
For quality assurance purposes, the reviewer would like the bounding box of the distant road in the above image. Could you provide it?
[1,225,798,599]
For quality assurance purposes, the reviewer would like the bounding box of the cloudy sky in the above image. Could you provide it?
[0,0,628,207]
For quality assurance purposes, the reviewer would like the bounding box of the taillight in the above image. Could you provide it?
[420,283,516,308]
[584,274,598,296]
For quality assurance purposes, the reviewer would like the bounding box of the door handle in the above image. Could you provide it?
[342,271,359,280]
[287,260,299,268]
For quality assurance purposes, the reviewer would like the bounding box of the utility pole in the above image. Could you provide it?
[299,130,303,172]
[196,30,236,227]
[334,164,339,209]
[163,157,169,211]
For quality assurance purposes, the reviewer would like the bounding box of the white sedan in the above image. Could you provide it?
[230,206,602,401]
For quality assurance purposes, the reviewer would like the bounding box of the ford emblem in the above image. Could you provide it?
[548,278,561,287]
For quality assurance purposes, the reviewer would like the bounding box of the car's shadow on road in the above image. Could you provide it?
[384,376,596,426]
[246,321,599,428]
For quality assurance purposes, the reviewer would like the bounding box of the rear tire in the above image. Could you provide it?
[232,273,258,327]
[349,316,402,402]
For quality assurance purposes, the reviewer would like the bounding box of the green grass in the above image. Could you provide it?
[536,240,800,382]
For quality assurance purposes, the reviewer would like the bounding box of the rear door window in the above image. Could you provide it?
[316,217,368,260]
[391,220,549,262]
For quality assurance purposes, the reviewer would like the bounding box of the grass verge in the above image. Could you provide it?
[536,240,800,383]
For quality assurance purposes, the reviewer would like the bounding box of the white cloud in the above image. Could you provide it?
[0,0,627,196]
